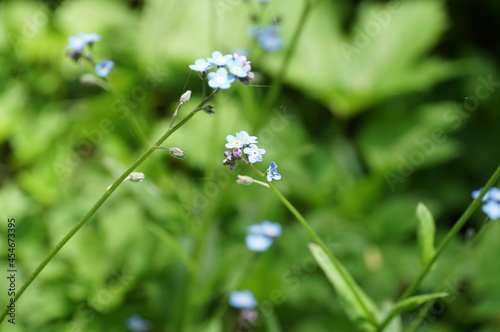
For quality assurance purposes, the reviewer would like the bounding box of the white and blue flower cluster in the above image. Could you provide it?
[189,51,255,89]
[223,131,265,169]
[472,187,500,220]
[66,33,114,78]
[245,220,282,252]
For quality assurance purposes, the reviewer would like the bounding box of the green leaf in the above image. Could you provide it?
[390,293,448,319]
[264,309,282,332]
[146,222,195,272]
[308,243,379,331]
[263,0,460,117]
[416,203,436,270]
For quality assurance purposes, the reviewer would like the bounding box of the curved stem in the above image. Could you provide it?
[401,166,500,300]
[404,216,489,332]
[377,165,500,331]
[0,90,220,323]
[267,182,378,327]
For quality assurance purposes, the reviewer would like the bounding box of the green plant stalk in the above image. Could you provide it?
[267,182,379,328]
[405,215,489,332]
[377,165,500,331]
[262,0,318,112]
[179,170,230,332]
[0,89,220,323]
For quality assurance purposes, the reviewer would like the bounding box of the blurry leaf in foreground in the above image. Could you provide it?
[309,243,379,331]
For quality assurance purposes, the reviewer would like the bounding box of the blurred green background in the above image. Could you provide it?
[1,0,499,331]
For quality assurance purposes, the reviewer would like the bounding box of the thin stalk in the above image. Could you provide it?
[376,165,500,331]
[0,89,220,323]
[262,0,317,112]
[401,166,500,300]
[405,217,489,332]
[168,101,186,130]
[267,182,378,327]
[179,172,221,332]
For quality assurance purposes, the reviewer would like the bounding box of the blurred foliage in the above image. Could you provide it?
[0,0,499,331]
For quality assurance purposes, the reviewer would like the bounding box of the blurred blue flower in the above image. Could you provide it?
[471,188,482,200]
[227,59,250,78]
[486,187,500,201]
[189,58,214,72]
[243,144,266,163]
[247,224,263,235]
[229,290,258,310]
[245,221,281,251]
[80,33,101,45]
[67,35,86,51]
[67,33,101,52]
[225,131,258,149]
[260,220,282,238]
[207,51,233,66]
[207,68,235,89]
[472,187,500,220]
[254,24,283,52]
[266,161,281,181]
[472,187,499,201]
[246,234,273,251]
[126,315,151,332]
[482,201,500,220]
[95,60,114,77]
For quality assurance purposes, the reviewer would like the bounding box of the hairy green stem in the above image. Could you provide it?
[0,89,220,323]
[377,165,500,331]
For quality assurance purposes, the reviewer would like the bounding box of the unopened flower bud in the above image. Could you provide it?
[224,150,232,157]
[236,175,269,187]
[170,147,185,159]
[66,50,82,62]
[180,90,191,104]
[232,148,242,158]
[202,105,215,115]
[237,175,254,185]
[126,172,145,182]
[223,157,237,170]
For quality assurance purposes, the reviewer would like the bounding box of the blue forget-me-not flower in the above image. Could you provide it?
[227,59,250,78]
[208,68,235,89]
[229,290,258,310]
[95,60,114,77]
[245,220,281,252]
[246,234,273,252]
[225,131,258,149]
[208,51,233,66]
[189,58,214,72]
[243,144,266,163]
[472,187,500,220]
[266,161,281,181]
